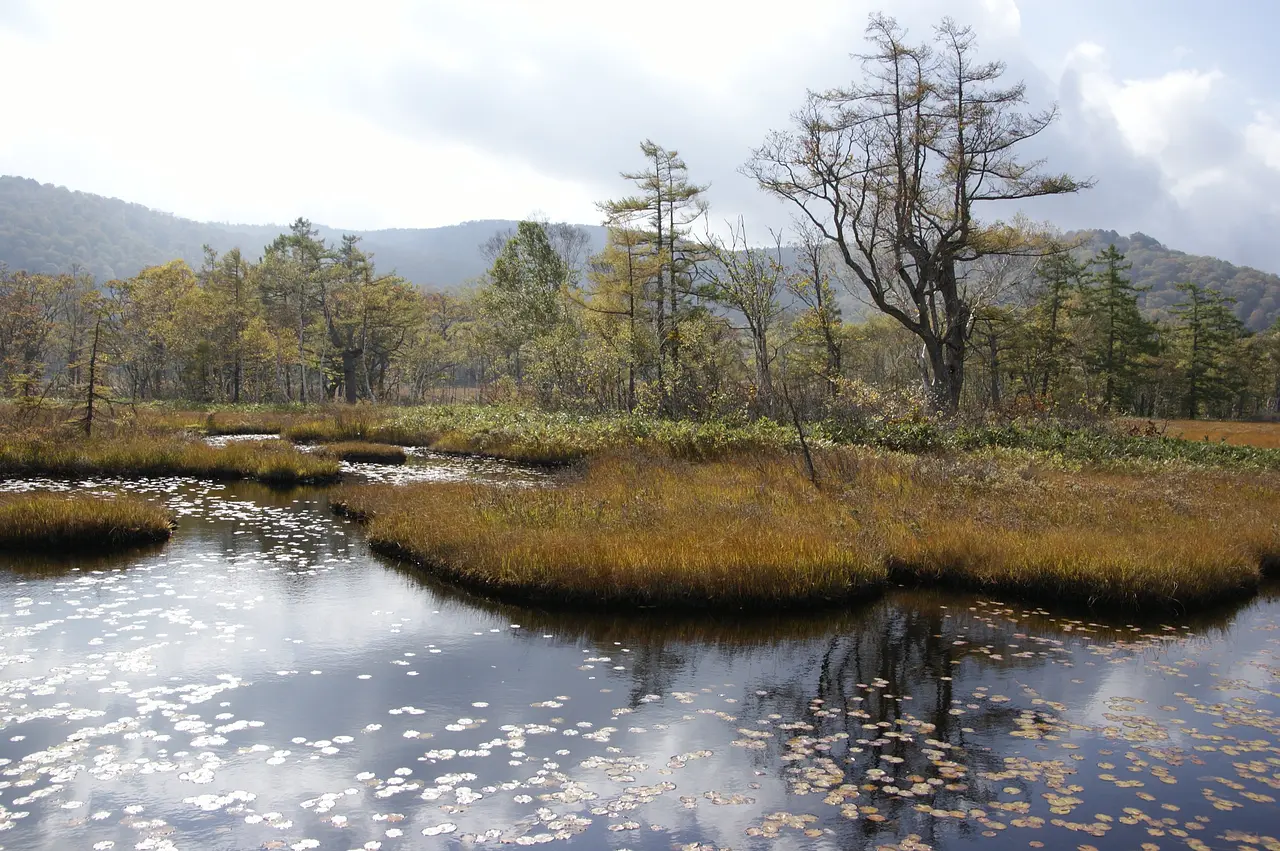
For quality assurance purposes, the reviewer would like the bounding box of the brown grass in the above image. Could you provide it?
[0,493,173,553]
[333,454,884,609]
[0,434,340,484]
[316,441,407,464]
[1151,419,1280,449]
[332,450,1280,612]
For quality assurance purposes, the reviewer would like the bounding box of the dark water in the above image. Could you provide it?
[1,455,1277,851]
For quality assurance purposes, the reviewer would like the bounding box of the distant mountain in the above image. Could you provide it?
[3,177,1278,331]
[0,176,606,288]
[1067,230,1280,331]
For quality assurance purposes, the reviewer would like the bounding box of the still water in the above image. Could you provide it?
[1,454,1278,850]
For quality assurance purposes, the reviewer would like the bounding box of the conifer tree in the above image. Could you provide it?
[1171,281,1246,418]
[1076,244,1156,412]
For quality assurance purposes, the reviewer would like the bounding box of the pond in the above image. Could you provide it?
[1,454,1277,850]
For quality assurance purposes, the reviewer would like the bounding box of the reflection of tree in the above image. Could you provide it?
[729,599,1030,847]
[372,548,1262,843]
[725,593,1248,847]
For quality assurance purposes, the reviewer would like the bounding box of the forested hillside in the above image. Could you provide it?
[1068,230,1280,331]
[6,177,1280,331]
[0,176,606,288]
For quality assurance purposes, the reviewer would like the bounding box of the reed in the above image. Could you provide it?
[0,493,173,552]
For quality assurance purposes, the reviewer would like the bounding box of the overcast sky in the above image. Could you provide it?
[3,0,1279,270]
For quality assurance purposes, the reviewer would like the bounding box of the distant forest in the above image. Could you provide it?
[2,175,1279,333]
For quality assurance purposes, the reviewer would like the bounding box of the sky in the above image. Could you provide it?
[2,0,1280,270]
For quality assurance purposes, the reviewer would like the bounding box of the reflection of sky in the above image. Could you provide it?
[0,475,1276,850]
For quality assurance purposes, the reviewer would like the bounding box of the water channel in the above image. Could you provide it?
[1,452,1277,850]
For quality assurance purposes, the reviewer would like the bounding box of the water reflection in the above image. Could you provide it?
[0,472,1276,850]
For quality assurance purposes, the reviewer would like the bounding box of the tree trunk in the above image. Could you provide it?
[921,300,969,415]
[987,330,1000,408]
[342,349,361,404]
[754,331,773,416]
[83,317,101,437]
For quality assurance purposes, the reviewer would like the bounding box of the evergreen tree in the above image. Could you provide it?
[1076,245,1156,412]
[1170,281,1246,418]
[1030,250,1088,398]
[480,221,570,385]
[599,140,708,412]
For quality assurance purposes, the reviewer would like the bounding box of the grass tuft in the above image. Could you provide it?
[0,493,173,553]
[0,435,340,484]
[317,442,408,464]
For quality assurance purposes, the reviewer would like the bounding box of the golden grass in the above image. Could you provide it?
[0,435,340,484]
[317,441,407,464]
[333,454,884,609]
[0,493,172,553]
[1157,419,1280,449]
[333,450,1280,612]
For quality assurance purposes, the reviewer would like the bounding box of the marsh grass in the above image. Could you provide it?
[202,412,284,436]
[1156,418,1280,449]
[27,401,1280,470]
[279,405,796,463]
[316,441,407,464]
[0,493,173,552]
[333,454,883,609]
[334,450,1280,612]
[0,434,340,484]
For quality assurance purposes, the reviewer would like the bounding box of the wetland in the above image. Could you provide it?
[1,450,1278,851]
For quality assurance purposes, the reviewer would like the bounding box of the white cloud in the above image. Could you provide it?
[980,0,1022,37]
[1245,111,1280,172]
[4,0,1280,273]
[1065,42,1222,159]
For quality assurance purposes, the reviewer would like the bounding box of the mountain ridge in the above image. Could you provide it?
[2,175,1278,330]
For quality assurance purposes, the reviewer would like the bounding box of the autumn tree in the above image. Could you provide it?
[744,14,1089,413]
[583,227,662,411]
[0,268,83,397]
[700,219,787,414]
[786,220,844,399]
[199,246,263,402]
[599,140,708,411]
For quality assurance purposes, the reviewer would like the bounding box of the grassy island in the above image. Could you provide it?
[315,441,408,464]
[332,448,1280,613]
[0,434,340,485]
[0,493,173,553]
[4,401,1280,613]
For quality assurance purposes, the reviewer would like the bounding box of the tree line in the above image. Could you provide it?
[2,14,1279,421]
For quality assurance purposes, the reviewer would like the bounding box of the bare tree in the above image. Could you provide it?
[701,218,787,415]
[743,14,1090,412]
[787,218,844,397]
